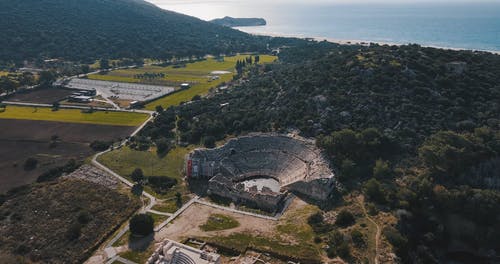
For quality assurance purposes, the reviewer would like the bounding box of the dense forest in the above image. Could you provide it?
[141,43,500,263]
[0,0,294,64]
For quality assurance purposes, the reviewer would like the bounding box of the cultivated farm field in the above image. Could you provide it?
[0,119,137,192]
[0,106,149,126]
[6,87,74,104]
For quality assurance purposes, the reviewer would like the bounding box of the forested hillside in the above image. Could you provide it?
[145,43,499,149]
[142,43,500,263]
[0,0,269,63]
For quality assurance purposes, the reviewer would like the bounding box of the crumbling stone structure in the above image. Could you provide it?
[186,134,336,212]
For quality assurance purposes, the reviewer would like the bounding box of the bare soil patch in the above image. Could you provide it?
[6,87,74,104]
[156,203,276,242]
[0,119,134,192]
[0,119,134,143]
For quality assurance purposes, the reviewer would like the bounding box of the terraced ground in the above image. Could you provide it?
[0,106,149,126]
[87,54,276,110]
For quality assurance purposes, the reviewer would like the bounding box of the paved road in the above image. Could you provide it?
[194,199,279,221]
[147,209,173,217]
[106,256,138,264]
[155,196,199,232]
[90,112,157,251]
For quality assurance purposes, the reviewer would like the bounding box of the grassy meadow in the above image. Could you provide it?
[97,145,197,199]
[0,105,148,126]
[200,214,240,231]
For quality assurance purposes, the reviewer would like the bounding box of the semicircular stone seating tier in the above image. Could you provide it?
[204,135,326,186]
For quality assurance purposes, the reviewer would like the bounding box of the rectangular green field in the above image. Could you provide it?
[0,106,149,126]
[144,55,276,110]
[87,54,277,110]
[97,145,196,198]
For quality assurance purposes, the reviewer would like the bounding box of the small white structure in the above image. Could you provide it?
[181,83,191,89]
[147,240,220,264]
[68,95,92,103]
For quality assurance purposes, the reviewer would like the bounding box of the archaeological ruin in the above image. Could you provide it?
[185,134,336,212]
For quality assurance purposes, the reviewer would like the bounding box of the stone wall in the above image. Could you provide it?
[186,133,337,212]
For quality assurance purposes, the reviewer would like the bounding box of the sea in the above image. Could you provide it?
[148,1,500,52]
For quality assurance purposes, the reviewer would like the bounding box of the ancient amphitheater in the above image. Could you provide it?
[186,134,336,212]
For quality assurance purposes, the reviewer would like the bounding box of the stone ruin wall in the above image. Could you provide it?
[186,133,337,212]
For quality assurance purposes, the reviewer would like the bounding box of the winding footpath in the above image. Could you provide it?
[358,195,381,264]
[89,111,157,260]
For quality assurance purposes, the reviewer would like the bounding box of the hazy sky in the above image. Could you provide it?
[148,0,497,5]
[147,0,499,20]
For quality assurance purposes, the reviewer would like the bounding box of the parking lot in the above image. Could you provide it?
[65,78,175,102]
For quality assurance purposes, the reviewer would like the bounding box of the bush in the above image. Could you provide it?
[147,176,177,194]
[203,136,216,148]
[327,231,351,259]
[373,159,391,179]
[363,178,386,203]
[336,242,351,259]
[335,209,355,227]
[131,168,144,183]
[155,105,164,113]
[175,192,182,208]
[366,203,378,216]
[90,140,111,151]
[130,214,154,236]
[155,138,171,156]
[383,227,407,250]
[308,212,324,225]
[308,212,334,234]
[24,157,38,171]
[37,159,80,182]
[329,230,344,246]
[131,184,144,196]
[351,229,365,248]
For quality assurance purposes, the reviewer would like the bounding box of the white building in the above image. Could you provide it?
[147,240,220,264]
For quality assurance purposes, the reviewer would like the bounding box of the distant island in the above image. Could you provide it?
[210,16,267,27]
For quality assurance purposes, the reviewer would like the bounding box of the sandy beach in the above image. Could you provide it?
[236,28,500,55]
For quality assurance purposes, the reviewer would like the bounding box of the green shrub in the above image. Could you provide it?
[351,229,365,248]
[131,168,144,183]
[363,178,386,203]
[335,209,355,227]
[90,140,111,151]
[130,214,154,236]
[147,176,177,194]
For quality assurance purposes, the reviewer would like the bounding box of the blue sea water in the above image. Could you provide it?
[150,1,500,52]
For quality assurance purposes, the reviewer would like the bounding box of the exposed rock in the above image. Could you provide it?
[63,164,118,189]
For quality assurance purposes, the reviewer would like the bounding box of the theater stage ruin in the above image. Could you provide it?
[185,134,336,212]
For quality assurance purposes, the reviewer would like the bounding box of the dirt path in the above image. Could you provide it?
[358,195,381,264]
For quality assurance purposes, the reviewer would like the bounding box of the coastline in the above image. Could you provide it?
[235,28,500,55]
